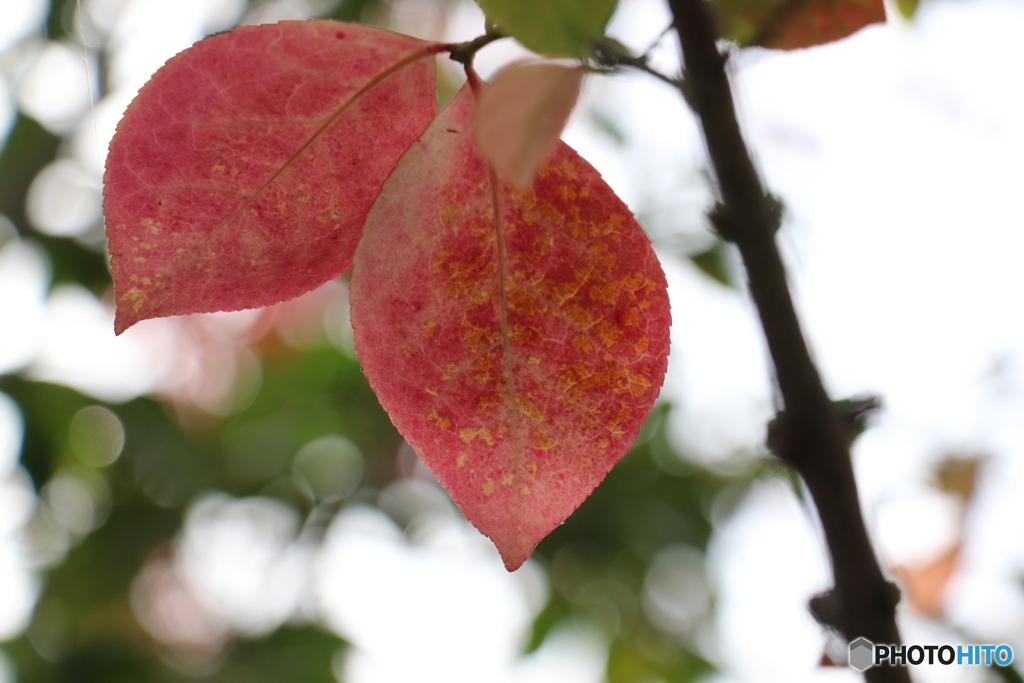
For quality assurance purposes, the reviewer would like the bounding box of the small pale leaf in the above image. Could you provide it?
[350,84,670,571]
[104,21,441,334]
[476,0,618,57]
[475,61,583,190]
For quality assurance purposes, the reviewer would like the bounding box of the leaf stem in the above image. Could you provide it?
[447,27,505,70]
[665,0,909,679]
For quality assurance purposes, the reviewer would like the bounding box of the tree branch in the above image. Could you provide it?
[665,0,908,679]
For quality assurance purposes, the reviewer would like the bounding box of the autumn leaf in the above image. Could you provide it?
[350,83,671,571]
[713,0,886,50]
[475,61,584,190]
[104,21,442,334]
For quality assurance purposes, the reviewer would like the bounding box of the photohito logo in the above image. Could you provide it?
[848,638,1014,671]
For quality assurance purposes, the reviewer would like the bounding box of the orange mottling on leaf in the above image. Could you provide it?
[350,84,670,570]
[589,281,622,307]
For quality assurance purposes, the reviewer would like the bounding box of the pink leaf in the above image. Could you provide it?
[474,61,584,190]
[350,83,671,570]
[104,20,442,334]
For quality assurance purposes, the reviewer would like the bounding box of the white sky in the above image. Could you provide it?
[0,0,1023,681]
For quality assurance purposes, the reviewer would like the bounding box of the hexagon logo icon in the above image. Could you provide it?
[849,637,875,671]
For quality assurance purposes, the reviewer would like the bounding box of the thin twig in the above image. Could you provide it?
[664,0,909,680]
[589,39,684,89]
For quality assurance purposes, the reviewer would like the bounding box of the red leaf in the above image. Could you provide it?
[350,83,671,570]
[104,21,442,334]
[714,0,886,50]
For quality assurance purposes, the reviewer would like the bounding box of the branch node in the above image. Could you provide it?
[708,192,782,243]
[589,38,685,90]
[448,27,504,70]
[809,581,902,638]
[809,589,840,630]
[767,395,883,459]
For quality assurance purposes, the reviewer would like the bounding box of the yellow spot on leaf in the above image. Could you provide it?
[401,345,412,358]
[581,457,593,469]
[457,453,468,468]
[459,428,478,443]
[467,287,494,308]
[516,396,547,423]
[461,319,496,353]
[426,410,452,430]
[628,372,653,397]
[502,473,514,485]
[509,323,538,346]
[634,336,649,353]
[483,478,495,496]
[564,304,597,329]
[124,288,148,312]
[476,394,500,414]
[588,242,617,269]
[622,272,644,290]
[527,461,538,473]
[589,281,620,306]
[594,320,623,348]
[571,334,594,354]
[520,486,532,495]
[559,157,578,179]
[532,430,562,451]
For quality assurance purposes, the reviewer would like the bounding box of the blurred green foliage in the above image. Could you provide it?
[474,0,618,57]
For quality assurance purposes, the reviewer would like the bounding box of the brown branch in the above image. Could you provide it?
[665,0,908,680]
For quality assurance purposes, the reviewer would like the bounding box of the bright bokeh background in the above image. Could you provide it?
[0,0,1022,681]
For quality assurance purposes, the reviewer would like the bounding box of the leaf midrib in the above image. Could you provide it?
[185,42,444,259]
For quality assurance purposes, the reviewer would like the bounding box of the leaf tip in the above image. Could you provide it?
[113,312,132,336]
[496,540,535,572]
[113,298,143,335]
